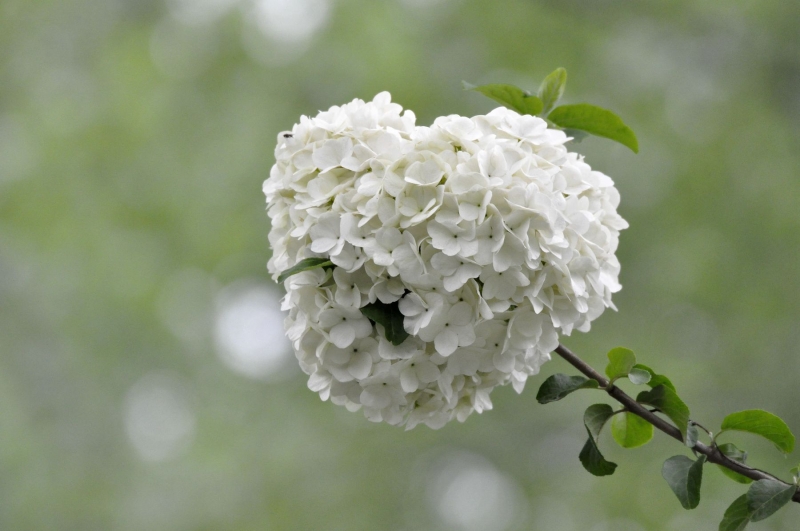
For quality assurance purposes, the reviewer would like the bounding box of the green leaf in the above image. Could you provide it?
[718,495,752,531]
[463,82,544,115]
[537,67,567,115]
[685,422,699,448]
[579,430,618,476]
[716,443,753,484]
[605,347,636,381]
[549,103,639,153]
[632,364,676,391]
[536,374,599,404]
[746,479,796,522]
[579,404,617,476]
[637,384,690,437]
[662,455,706,509]
[584,403,615,440]
[628,367,652,385]
[611,412,654,448]
[360,301,409,346]
[277,257,333,283]
[720,410,795,454]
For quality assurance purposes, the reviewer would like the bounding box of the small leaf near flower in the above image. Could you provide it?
[537,67,567,116]
[720,410,795,454]
[360,301,409,346]
[536,374,599,404]
[277,257,333,283]
[463,82,544,115]
[548,103,639,153]
[662,455,705,510]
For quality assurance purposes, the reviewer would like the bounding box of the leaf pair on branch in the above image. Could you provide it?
[464,68,639,153]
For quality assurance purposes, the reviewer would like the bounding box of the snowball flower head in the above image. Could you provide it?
[264,92,627,429]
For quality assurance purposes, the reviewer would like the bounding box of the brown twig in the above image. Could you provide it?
[553,343,800,503]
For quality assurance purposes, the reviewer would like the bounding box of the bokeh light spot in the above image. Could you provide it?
[214,280,291,379]
[124,373,196,462]
[427,451,523,531]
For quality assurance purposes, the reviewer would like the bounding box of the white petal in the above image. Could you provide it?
[348,351,373,380]
[434,329,459,356]
[329,323,356,348]
[400,367,419,393]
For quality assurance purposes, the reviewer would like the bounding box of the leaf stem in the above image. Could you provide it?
[553,343,800,503]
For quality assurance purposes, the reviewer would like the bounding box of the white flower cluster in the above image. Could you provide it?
[264,92,627,429]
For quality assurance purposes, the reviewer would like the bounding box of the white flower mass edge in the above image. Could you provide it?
[264,92,627,429]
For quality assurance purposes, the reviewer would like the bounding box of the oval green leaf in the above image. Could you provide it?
[662,455,705,510]
[628,367,652,385]
[360,300,409,346]
[579,430,617,477]
[463,82,544,115]
[720,410,795,454]
[579,404,617,477]
[718,494,751,531]
[549,103,639,153]
[605,347,636,381]
[536,374,599,404]
[746,479,796,522]
[611,411,654,448]
[277,257,333,283]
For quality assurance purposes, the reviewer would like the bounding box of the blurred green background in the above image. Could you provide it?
[1,0,799,529]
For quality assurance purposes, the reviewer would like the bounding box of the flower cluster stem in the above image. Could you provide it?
[554,343,800,503]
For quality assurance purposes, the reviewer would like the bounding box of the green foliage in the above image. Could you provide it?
[662,455,705,509]
[584,403,615,440]
[536,374,599,404]
[720,410,795,454]
[463,82,543,115]
[605,347,636,381]
[746,479,796,522]
[537,67,567,116]
[580,404,617,476]
[548,103,639,153]
[716,443,753,484]
[636,384,691,437]
[359,301,409,346]
[611,412,654,448]
[719,495,752,531]
[632,364,676,391]
[277,258,333,283]
[628,367,652,385]
[717,480,796,531]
